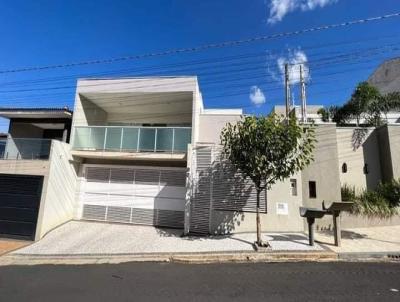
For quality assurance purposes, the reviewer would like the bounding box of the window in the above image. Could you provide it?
[342,163,347,173]
[363,163,369,174]
[290,179,297,196]
[309,181,317,199]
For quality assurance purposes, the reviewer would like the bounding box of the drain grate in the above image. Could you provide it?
[387,254,400,260]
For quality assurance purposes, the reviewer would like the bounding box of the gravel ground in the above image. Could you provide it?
[12,221,323,255]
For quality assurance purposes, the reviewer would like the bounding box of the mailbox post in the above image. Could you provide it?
[300,207,326,246]
[323,202,353,247]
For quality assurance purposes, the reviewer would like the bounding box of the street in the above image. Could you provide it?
[0,262,399,301]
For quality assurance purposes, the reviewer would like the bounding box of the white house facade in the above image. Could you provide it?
[0,76,399,241]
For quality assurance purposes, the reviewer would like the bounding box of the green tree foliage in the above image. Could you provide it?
[318,82,400,127]
[348,82,381,126]
[220,114,316,246]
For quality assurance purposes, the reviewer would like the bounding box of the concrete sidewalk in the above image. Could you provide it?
[2,221,399,265]
[11,221,324,256]
[315,225,400,259]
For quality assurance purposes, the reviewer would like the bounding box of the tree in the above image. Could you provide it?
[347,82,381,126]
[220,114,316,247]
[317,105,341,123]
[376,92,400,123]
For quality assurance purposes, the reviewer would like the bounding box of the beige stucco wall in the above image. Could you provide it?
[377,125,394,182]
[35,141,80,240]
[198,114,242,144]
[387,125,400,179]
[336,127,382,192]
[301,124,341,208]
[210,174,304,233]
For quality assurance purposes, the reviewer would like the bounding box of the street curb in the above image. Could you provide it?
[0,251,338,266]
[338,251,400,261]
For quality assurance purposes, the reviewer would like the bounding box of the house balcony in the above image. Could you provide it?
[71,126,192,161]
[0,138,51,175]
[1,138,52,160]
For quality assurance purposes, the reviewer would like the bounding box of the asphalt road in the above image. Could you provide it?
[0,262,399,301]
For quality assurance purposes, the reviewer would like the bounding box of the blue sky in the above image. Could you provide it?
[0,0,400,131]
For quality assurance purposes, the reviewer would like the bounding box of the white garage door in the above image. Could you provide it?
[80,165,187,228]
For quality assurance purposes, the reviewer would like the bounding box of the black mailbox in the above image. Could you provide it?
[300,207,327,246]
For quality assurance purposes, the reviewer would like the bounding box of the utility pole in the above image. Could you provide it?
[284,63,290,118]
[300,64,307,123]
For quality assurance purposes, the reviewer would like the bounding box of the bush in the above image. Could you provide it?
[341,184,356,202]
[351,191,398,218]
[342,181,399,218]
[375,179,400,208]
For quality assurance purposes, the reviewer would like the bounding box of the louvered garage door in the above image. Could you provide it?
[81,166,187,228]
[0,174,43,240]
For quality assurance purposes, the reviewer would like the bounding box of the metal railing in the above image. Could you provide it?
[0,138,52,160]
[72,126,192,153]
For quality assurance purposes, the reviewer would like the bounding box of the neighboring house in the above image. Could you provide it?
[0,133,7,157]
[0,108,74,240]
[272,105,324,123]
[0,77,398,241]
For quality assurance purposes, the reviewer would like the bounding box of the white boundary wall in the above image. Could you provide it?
[35,141,79,240]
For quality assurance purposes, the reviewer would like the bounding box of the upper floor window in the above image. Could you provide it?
[342,163,347,173]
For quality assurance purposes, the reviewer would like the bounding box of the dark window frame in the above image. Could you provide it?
[309,181,317,199]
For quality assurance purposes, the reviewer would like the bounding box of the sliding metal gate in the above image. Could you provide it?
[80,166,187,229]
[189,146,267,235]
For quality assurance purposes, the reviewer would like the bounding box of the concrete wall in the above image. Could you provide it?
[198,113,242,144]
[0,160,49,176]
[336,127,382,192]
[9,122,43,138]
[302,124,341,208]
[377,125,394,182]
[210,174,304,233]
[35,141,80,240]
[72,95,108,128]
[387,125,400,179]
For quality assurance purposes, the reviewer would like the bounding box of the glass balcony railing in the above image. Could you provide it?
[0,138,52,160]
[72,126,192,153]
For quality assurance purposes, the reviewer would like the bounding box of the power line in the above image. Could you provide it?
[0,12,399,75]
[1,42,398,96]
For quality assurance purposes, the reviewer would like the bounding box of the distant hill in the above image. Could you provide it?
[368,57,400,94]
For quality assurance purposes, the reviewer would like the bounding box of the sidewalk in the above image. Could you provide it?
[1,221,399,265]
[315,225,400,259]
[10,221,325,256]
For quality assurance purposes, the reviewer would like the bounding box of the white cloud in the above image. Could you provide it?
[268,0,337,24]
[277,49,310,85]
[249,86,266,106]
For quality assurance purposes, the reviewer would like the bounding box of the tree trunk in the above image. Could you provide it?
[256,189,261,246]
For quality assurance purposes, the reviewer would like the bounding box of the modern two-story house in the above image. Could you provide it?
[0,76,399,241]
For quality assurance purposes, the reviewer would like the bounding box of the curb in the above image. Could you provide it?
[338,251,400,261]
[0,251,337,266]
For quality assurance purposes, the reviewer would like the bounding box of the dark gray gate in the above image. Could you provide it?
[0,174,43,240]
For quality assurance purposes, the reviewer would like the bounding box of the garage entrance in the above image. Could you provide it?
[0,174,43,240]
[80,165,187,228]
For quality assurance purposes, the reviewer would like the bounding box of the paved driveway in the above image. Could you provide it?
[12,221,323,255]
[0,239,30,255]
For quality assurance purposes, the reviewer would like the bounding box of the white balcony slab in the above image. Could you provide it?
[71,150,187,161]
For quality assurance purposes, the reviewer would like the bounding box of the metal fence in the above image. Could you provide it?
[0,138,52,160]
[73,126,192,153]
